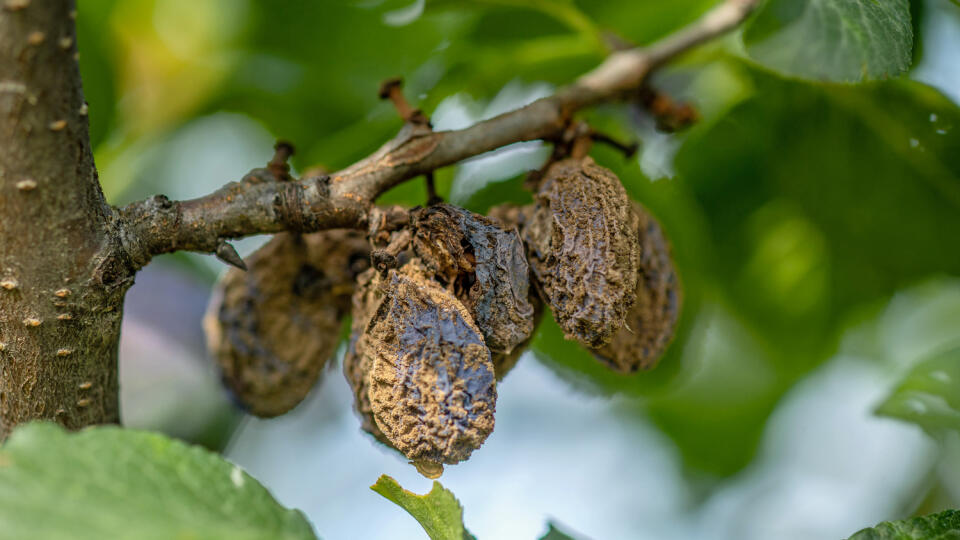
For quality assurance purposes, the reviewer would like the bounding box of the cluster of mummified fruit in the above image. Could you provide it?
[342,204,539,477]
[204,155,681,478]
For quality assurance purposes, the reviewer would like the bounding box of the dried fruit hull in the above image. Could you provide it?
[524,157,640,348]
[204,230,369,417]
[592,202,681,373]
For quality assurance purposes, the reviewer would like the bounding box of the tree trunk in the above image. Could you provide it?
[0,0,122,439]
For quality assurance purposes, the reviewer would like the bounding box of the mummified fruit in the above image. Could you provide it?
[592,203,681,373]
[489,291,543,379]
[412,203,535,357]
[362,259,497,474]
[524,157,640,348]
[343,267,396,449]
[204,230,369,417]
[486,202,533,232]
[485,203,543,379]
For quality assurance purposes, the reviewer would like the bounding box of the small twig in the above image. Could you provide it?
[267,141,295,180]
[379,78,430,126]
[575,0,760,99]
[424,172,442,206]
[636,85,699,133]
[590,131,638,158]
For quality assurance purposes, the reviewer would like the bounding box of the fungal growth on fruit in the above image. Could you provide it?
[204,230,369,417]
[363,260,497,477]
[524,157,640,348]
[592,202,682,372]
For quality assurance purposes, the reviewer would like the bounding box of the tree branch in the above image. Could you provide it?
[118,0,760,266]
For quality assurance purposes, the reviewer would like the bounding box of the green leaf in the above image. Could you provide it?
[371,475,474,540]
[877,347,960,435]
[744,0,913,82]
[847,509,960,539]
[539,522,580,540]
[0,423,315,540]
[676,73,960,371]
[651,70,960,476]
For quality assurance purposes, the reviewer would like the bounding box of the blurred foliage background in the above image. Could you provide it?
[70,0,960,538]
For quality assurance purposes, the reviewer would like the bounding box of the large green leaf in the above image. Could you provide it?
[0,423,315,540]
[677,72,960,371]
[371,475,474,540]
[744,0,913,82]
[847,509,960,539]
[877,347,960,435]
[640,70,960,476]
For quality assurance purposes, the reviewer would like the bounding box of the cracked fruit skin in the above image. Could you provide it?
[204,230,368,417]
[364,260,497,473]
[524,157,640,348]
[592,202,681,373]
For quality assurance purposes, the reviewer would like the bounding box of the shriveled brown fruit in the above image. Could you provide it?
[365,260,497,476]
[204,230,369,417]
[592,203,681,372]
[342,267,397,449]
[524,157,640,348]
[412,203,535,357]
[486,203,543,379]
[486,202,532,232]
[489,291,543,379]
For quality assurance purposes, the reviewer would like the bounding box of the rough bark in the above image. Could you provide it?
[0,0,124,439]
[0,0,758,440]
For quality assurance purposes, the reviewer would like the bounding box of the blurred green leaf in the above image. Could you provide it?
[0,423,315,540]
[450,0,605,52]
[878,347,960,436]
[677,72,960,373]
[581,0,719,47]
[847,509,960,539]
[75,0,119,149]
[644,302,783,476]
[371,475,474,540]
[744,0,913,82]
[539,522,580,540]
